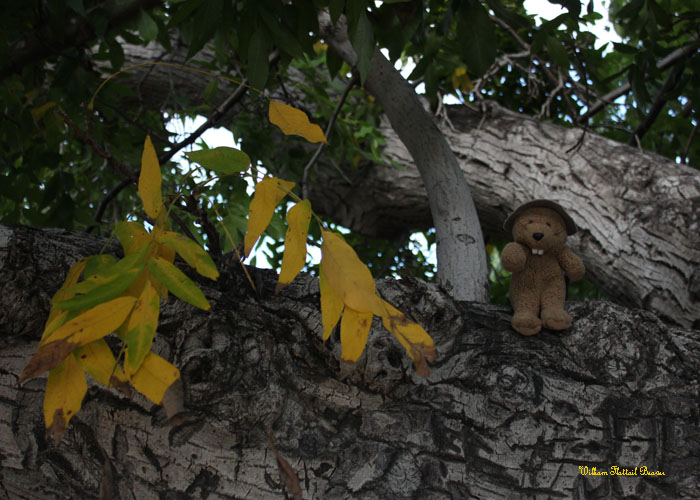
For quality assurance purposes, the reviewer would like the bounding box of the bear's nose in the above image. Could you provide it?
[533,232,544,241]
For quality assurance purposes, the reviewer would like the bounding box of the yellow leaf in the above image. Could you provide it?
[243,177,296,257]
[320,230,384,315]
[115,221,150,255]
[73,339,129,390]
[276,200,312,293]
[147,256,210,310]
[379,299,436,377]
[451,67,474,93]
[46,296,137,345]
[312,41,328,54]
[124,281,160,376]
[130,352,180,405]
[155,230,219,280]
[43,355,87,445]
[43,258,88,340]
[31,101,57,120]
[139,135,164,219]
[319,264,344,341]
[21,296,137,383]
[339,307,373,362]
[269,101,327,144]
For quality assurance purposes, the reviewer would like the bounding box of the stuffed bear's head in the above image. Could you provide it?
[504,200,577,256]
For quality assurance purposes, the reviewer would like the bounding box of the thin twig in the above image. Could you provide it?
[301,73,359,200]
[85,178,132,233]
[58,109,138,182]
[577,39,699,124]
[682,123,697,164]
[158,51,281,166]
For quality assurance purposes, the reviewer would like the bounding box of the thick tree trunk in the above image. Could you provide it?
[1,224,699,499]
[115,40,700,328]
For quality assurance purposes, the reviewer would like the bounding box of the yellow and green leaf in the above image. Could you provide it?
[276,199,311,293]
[73,339,129,389]
[243,177,295,257]
[269,101,327,144]
[43,355,87,445]
[339,307,373,362]
[155,230,219,280]
[115,221,150,255]
[21,296,137,383]
[43,258,88,340]
[320,230,384,315]
[124,281,160,376]
[139,135,164,219]
[147,256,210,310]
[130,352,180,405]
[319,264,343,341]
[54,243,150,311]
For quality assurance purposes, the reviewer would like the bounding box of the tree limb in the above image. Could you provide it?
[318,11,489,302]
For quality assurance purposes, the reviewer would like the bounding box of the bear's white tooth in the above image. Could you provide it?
[538,249,544,255]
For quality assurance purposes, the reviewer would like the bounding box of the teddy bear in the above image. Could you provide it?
[501,200,585,336]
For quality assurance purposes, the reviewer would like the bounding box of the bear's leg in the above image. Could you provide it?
[511,288,542,336]
[540,279,571,330]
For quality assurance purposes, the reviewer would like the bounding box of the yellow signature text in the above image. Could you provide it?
[578,466,666,476]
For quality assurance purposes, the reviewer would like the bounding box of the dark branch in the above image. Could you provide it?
[301,73,359,200]
[577,41,699,124]
[627,62,686,146]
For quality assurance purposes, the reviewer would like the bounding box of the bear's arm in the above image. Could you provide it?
[558,247,585,281]
[502,242,529,272]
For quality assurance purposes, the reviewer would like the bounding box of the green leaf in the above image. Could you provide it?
[256,6,304,59]
[457,0,497,77]
[155,230,219,280]
[203,78,219,104]
[55,244,150,311]
[187,147,251,175]
[329,0,345,24]
[546,36,570,69]
[148,257,211,310]
[137,9,159,43]
[247,30,271,91]
[351,11,374,84]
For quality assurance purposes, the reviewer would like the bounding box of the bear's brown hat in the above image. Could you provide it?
[503,200,577,235]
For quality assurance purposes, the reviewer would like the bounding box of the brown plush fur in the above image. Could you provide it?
[502,206,585,335]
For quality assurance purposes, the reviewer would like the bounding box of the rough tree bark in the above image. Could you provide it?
[1,224,699,499]
[112,40,700,328]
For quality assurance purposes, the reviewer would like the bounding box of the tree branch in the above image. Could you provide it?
[577,40,699,124]
[318,11,489,302]
[301,73,359,200]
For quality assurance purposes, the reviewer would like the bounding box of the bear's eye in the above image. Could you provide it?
[546,222,551,227]
[528,219,534,224]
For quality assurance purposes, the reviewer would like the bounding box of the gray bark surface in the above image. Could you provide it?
[1,224,699,499]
